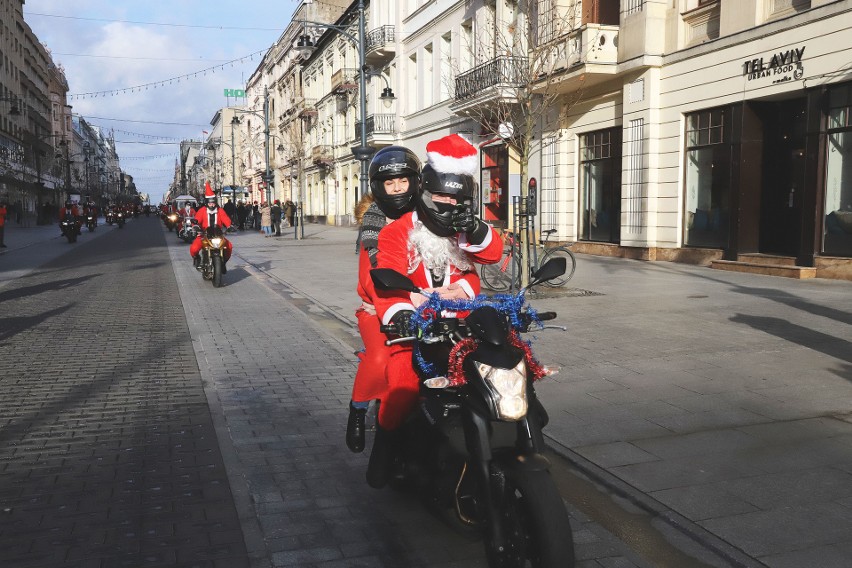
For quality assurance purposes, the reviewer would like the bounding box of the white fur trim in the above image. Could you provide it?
[457,279,475,299]
[427,151,478,177]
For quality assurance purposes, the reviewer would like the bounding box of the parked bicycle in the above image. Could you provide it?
[480,229,576,292]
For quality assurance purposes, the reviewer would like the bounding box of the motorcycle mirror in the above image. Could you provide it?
[527,257,567,289]
[370,268,421,293]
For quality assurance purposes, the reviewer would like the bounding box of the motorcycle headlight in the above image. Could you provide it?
[475,359,528,420]
[210,237,223,248]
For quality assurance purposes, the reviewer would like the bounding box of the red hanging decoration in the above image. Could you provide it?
[447,338,477,386]
[507,331,548,381]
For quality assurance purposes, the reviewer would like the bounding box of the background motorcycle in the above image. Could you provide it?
[115,210,125,229]
[178,217,198,243]
[85,213,97,232]
[164,212,179,232]
[196,227,227,288]
[60,218,78,243]
[368,258,574,568]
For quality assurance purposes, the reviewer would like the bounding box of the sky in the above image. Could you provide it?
[24,0,301,204]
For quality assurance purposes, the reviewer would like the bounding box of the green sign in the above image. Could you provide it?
[224,89,246,98]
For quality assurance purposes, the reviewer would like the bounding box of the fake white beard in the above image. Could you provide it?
[409,222,472,279]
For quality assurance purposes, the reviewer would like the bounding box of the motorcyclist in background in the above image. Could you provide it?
[190,183,232,271]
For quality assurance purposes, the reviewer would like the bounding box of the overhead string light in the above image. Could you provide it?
[68,47,269,100]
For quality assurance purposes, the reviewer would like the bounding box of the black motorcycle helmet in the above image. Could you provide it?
[205,195,217,210]
[368,145,421,219]
[415,164,477,237]
[64,200,72,208]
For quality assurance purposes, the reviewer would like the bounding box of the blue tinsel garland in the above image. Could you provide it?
[408,291,542,377]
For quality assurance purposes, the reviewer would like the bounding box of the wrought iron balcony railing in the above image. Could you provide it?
[365,25,395,53]
[454,56,529,100]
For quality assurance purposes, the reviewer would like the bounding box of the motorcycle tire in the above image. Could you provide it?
[118,222,124,229]
[88,225,95,232]
[485,466,574,568]
[67,233,76,244]
[212,256,224,288]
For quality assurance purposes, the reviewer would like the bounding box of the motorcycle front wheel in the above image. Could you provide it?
[485,467,574,568]
[212,256,224,288]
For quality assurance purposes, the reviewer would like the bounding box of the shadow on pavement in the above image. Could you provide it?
[0,303,75,343]
[0,274,102,303]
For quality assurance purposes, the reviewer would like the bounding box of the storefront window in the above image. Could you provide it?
[824,83,852,256]
[684,107,731,248]
[579,128,621,243]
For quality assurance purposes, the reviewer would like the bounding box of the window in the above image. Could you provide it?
[579,127,621,243]
[407,54,417,113]
[684,107,732,248]
[440,33,452,101]
[824,83,852,256]
[423,44,433,108]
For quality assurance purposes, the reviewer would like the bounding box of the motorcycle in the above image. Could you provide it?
[196,227,228,288]
[85,213,97,232]
[178,216,198,243]
[164,212,179,232]
[60,217,78,243]
[368,257,574,568]
[115,210,125,229]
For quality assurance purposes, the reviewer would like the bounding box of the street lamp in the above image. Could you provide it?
[294,0,396,203]
[231,87,272,205]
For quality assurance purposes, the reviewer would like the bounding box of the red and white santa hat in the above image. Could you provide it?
[204,181,215,199]
[425,133,478,177]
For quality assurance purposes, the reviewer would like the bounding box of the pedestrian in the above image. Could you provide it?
[260,202,272,237]
[284,200,296,228]
[271,199,282,236]
[223,198,236,220]
[237,201,247,230]
[252,201,260,230]
[0,200,7,247]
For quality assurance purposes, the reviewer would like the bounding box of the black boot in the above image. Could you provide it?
[193,255,200,269]
[366,423,395,489]
[346,402,367,453]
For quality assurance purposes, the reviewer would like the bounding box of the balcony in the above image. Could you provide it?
[298,98,318,121]
[311,144,333,168]
[355,114,396,146]
[365,25,395,64]
[534,24,620,95]
[331,68,358,95]
[451,56,528,113]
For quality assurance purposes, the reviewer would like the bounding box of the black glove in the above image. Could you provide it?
[452,204,489,245]
[451,204,479,234]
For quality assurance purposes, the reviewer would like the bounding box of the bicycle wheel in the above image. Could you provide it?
[541,246,576,287]
[481,251,522,292]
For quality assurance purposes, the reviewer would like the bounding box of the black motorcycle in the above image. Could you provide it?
[115,210,125,229]
[60,217,78,243]
[164,212,179,232]
[368,258,574,568]
[85,213,97,232]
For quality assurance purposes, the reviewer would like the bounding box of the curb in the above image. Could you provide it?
[544,435,768,568]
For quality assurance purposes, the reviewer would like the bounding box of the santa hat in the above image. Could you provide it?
[204,181,215,199]
[425,133,478,177]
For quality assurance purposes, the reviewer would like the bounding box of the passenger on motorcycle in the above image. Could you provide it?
[180,201,196,219]
[190,183,232,271]
[347,146,421,454]
[368,134,502,487]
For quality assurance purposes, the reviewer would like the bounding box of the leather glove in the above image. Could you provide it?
[451,204,479,234]
[452,204,489,245]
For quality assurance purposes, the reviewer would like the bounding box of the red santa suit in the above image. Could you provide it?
[59,205,80,220]
[189,205,232,261]
[373,210,502,430]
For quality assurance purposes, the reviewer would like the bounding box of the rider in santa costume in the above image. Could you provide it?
[367,133,502,487]
[190,182,233,269]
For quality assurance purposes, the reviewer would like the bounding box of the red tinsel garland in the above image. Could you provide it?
[445,331,548,386]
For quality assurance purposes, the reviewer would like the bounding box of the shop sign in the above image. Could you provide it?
[742,46,806,84]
